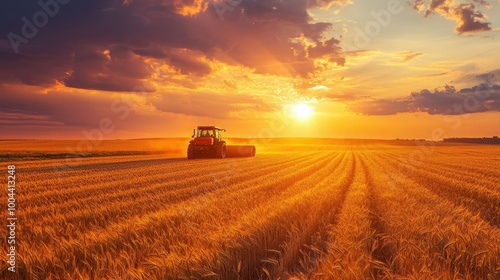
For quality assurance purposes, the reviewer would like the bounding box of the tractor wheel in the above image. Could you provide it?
[187,144,196,159]
[216,143,226,159]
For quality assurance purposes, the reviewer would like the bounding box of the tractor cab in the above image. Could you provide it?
[192,126,225,145]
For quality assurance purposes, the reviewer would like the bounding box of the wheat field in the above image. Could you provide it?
[1,139,499,279]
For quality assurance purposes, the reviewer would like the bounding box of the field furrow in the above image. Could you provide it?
[300,152,403,279]
[366,151,500,279]
[381,151,500,194]
[389,157,500,227]
[252,152,355,279]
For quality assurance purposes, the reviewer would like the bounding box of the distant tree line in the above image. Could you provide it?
[443,136,500,144]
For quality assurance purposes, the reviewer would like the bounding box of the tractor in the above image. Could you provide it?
[187,126,256,159]
[187,126,227,159]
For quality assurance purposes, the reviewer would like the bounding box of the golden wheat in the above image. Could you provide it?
[0,140,499,279]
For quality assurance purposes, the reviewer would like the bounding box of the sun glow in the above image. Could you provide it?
[291,103,313,120]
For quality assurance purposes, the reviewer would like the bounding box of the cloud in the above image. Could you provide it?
[455,69,500,84]
[424,0,454,17]
[152,90,276,119]
[412,0,427,11]
[0,84,204,138]
[223,79,238,89]
[64,46,156,92]
[397,51,423,63]
[0,0,347,91]
[0,51,70,87]
[476,70,500,84]
[418,71,450,78]
[410,0,492,34]
[0,85,130,127]
[308,0,353,9]
[350,84,500,115]
[451,3,491,34]
[0,80,277,136]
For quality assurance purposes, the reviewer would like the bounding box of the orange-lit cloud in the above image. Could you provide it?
[308,0,353,9]
[410,0,492,33]
[452,3,491,33]
[397,51,424,63]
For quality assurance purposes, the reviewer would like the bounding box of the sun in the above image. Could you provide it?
[291,103,313,120]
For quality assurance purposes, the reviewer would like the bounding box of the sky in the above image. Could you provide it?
[0,0,499,140]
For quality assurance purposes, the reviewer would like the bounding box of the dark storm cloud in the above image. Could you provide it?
[0,0,345,91]
[0,83,275,130]
[0,85,122,127]
[350,84,500,115]
[0,50,70,86]
[64,45,156,92]
[0,0,158,91]
[166,50,212,76]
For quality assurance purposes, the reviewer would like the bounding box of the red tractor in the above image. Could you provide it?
[187,126,227,159]
[187,126,256,159]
